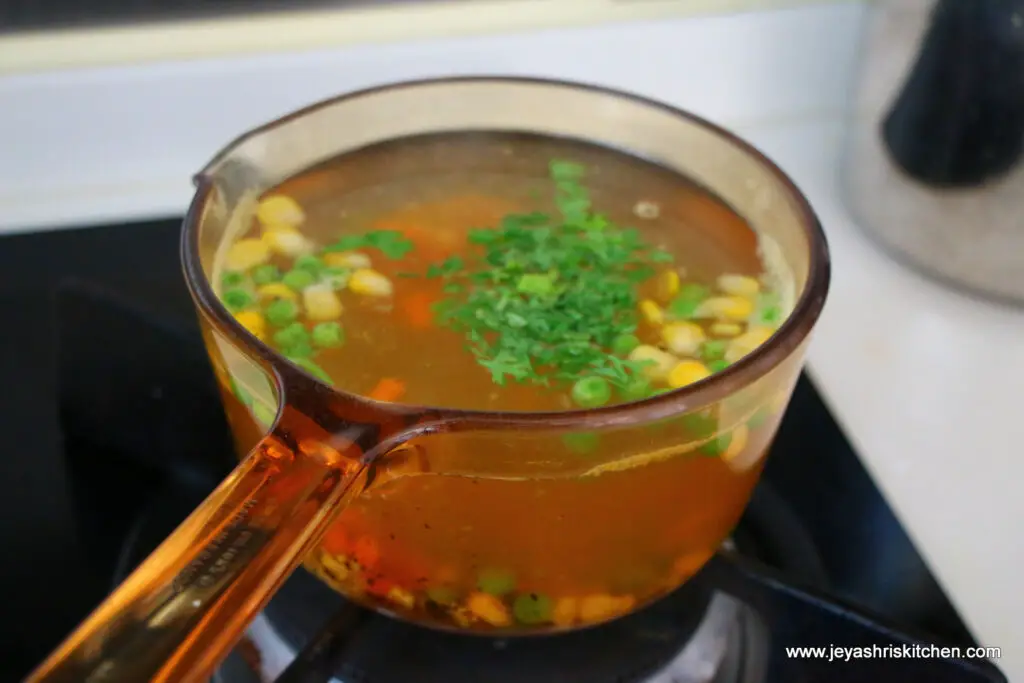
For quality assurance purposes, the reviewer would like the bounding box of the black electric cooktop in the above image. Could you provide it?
[0,218,1002,682]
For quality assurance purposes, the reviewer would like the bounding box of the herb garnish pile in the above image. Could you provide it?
[428,160,672,389]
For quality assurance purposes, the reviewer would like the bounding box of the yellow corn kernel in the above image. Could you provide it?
[303,284,343,321]
[386,586,416,610]
[579,595,636,623]
[694,296,755,322]
[721,424,750,463]
[667,360,711,389]
[628,345,679,381]
[657,270,680,300]
[716,273,760,298]
[552,597,579,627]
[233,310,266,340]
[348,269,394,298]
[466,592,512,627]
[324,251,372,269]
[639,299,664,325]
[225,239,271,272]
[262,227,314,257]
[724,325,775,364]
[660,321,706,356]
[320,553,350,581]
[257,283,297,302]
[256,194,305,228]
[710,322,743,337]
[450,605,474,628]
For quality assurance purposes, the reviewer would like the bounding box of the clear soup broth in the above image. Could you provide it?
[214,132,789,632]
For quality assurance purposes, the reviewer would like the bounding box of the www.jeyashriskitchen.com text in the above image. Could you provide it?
[785,644,1001,663]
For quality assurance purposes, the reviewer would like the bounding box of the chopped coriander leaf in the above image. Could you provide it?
[272,322,309,349]
[221,271,247,288]
[312,321,345,348]
[571,376,612,408]
[265,298,299,327]
[282,268,316,291]
[428,160,667,391]
[549,160,585,181]
[222,288,254,312]
[251,264,282,285]
[516,273,556,296]
[323,230,413,259]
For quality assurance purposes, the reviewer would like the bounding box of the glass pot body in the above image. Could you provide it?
[27,78,828,683]
[193,79,829,632]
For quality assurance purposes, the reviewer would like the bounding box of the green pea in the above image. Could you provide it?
[312,321,345,348]
[611,333,640,356]
[477,569,516,596]
[272,322,310,349]
[682,411,717,440]
[320,265,351,290]
[295,254,325,275]
[667,283,709,319]
[620,379,653,403]
[283,341,314,359]
[222,288,254,313]
[700,340,727,362]
[251,264,282,285]
[426,586,458,606]
[707,359,730,374]
[562,431,600,454]
[282,268,316,291]
[265,299,299,327]
[230,378,253,407]
[287,356,332,383]
[513,593,553,625]
[748,406,772,429]
[221,271,247,288]
[252,401,277,428]
[700,431,732,456]
[571,376,612,408]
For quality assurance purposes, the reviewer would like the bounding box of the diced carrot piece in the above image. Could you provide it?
[365,576,395,599]
[401,291,437,329]
[368,377,406,403]
[354,535,380,569]
[320,524,351,555]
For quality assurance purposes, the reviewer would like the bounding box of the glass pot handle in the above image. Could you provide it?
[26,402,377,683]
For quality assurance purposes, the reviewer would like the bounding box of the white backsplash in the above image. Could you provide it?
[0,2,864,233]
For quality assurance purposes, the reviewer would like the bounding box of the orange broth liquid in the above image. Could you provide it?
[218,133,785,631]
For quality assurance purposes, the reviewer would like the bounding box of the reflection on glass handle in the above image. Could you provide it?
[26,411,370,683]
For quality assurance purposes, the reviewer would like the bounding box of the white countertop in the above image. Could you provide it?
[744,120,1024,680]
[1,2,1020,679]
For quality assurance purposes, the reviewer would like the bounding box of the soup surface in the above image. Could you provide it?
[215,133,788,632]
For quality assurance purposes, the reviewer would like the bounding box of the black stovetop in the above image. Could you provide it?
[0,218,996,682]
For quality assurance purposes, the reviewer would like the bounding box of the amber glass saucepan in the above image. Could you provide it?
[28,78,829,683]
